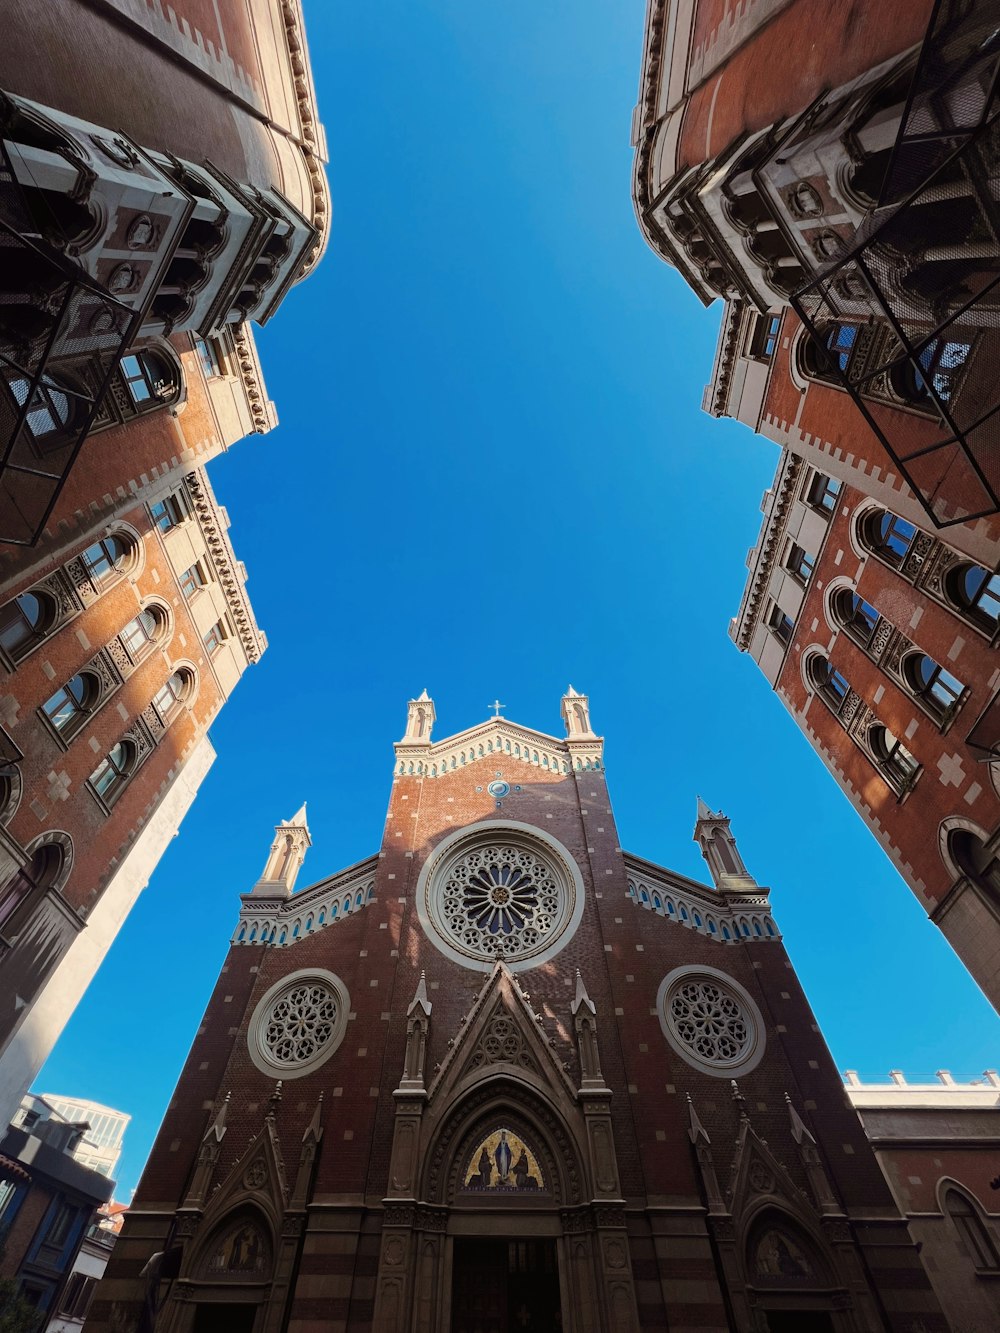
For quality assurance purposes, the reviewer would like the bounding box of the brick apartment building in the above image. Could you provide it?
[0,0,329,1127]
[89,692,947,1332]
[631,1,1000,1005]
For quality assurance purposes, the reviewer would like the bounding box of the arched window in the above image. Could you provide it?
[859,509,918,568]
[152,668,193,721]
[0,842,64,933]
[0,589,56,661]
[800,321,861,384]
[42,672,100,738]
[120,606,166,660]
[903,653,965,721]
[944,1187,1000,1271]
[948,829,1000,907]
[90,741,137,806]
[868,725,919,791]
[80,534,134,587]
[832,589,881,646]
[808,655,851,714]
[946,563,1000,635]
[119,350,179,410]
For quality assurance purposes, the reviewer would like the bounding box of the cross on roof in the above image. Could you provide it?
[489,699,505,719]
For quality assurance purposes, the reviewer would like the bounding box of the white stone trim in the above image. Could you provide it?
[247,968,349,1080]
[626,866,778,944]
[656,965,766,1080]
[936,815,995,882]
[233,862,377,947]
[415,821,586,974]
[394,719,603,778]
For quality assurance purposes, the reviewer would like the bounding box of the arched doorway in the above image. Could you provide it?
[374,1075,638,1333]
[168,1207,273,1333]
[743,1210,846,1331]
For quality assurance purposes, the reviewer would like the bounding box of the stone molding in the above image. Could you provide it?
[230,325,276,435]
[624,854,778,944]
[184,470,266,664]
[233,856,378,946]
[732,450,804,650]
[277,0,331,275]
[394,718,603,778]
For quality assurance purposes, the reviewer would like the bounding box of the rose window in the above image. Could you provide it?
[248,970,349,1079]
[440,844,562,960]
[420,831,581,970]
[668,980,751,1064]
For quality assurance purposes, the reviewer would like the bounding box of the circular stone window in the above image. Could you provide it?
[248,969,349,1079]
[416,822,584,973]
[656,966,765,1079]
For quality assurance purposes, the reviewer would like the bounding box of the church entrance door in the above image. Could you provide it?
[765,1314,835,1332]
[191,1302,258,1333]
[451,1238,561,1333]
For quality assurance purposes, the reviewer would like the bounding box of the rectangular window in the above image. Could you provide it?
[767,605,794,644]
[203,621,226,655]
[748,312,781,361]
[179,562,207,599]
[787,543,815,584]
[149,492,187,534]
[807,472,842,514]
[195,336,223,380]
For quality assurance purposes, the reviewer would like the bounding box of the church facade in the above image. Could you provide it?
[92,692,946,1332]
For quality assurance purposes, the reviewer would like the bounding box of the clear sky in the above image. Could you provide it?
[39,0,1000,1199]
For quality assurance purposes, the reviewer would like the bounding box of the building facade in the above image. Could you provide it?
[630,1,1000,1007]
[91,692,946,1332]
[31,1095,130,1179]
[845,1069,1000,1333]
[46,1201,126,1333]
[0,0,329,545]
[0,0,329,1129]
[0,1103,113,1322]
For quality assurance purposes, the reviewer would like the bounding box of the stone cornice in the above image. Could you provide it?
[704,299,742,418]
[235,856,378,945]
[394,719,604,778]
[230,324,276,434]
[623,853,778,944]
[278,0,331,276]
[731,450,803,651]
[184,470,266,664]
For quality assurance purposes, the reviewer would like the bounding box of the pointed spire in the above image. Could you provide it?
[693,799,762,895]
[561,686,595,738]
[303,1092,324,1145]
[731,1080,749,1120]
[253,807,313,898]
[571,969,596,1016]
[687,1094,711,1145]
[267,1081,282,1119]
[203,1092,230,1144]
[785,1093,816,1146]
[399,690,436,744]
[407,970,432,1017]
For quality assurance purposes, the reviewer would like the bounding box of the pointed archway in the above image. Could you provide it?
[371,964,640,1332]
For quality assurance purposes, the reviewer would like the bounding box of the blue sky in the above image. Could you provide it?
[39,0,1000,1198]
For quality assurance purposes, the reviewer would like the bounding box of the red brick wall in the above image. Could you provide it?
[775,482,1000,916]
[125,745,943,1328]
[678,0,932,168]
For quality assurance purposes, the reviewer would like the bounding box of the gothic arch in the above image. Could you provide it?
[423,1075,584,1208]
[182,1202,276,1284]
[22,830,74,895]
[742,1204,837,1291]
